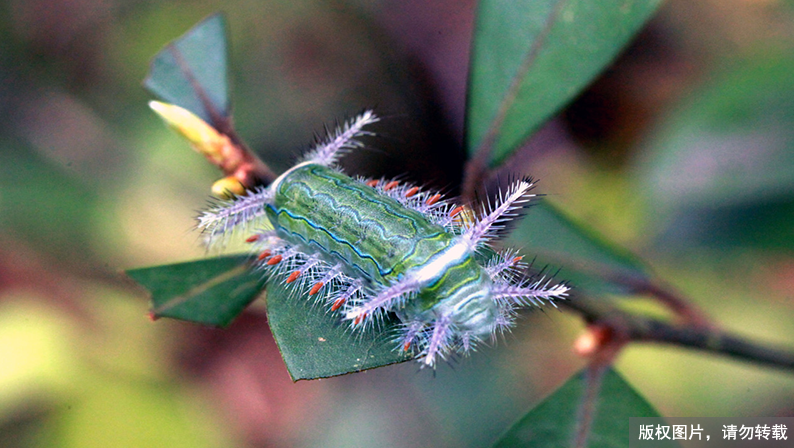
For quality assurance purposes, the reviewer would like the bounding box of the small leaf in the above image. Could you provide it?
[265,278,413,381]
[505,200,650,296]
[144,12,230,128]
[492,368,677,448]
[467,0,662,166]
[126,256,265,327]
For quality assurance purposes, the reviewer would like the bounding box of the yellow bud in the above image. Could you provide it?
[211,176,246,198]
[148,101,229,164]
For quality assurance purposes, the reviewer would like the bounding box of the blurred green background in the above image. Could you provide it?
[1,0,793,447]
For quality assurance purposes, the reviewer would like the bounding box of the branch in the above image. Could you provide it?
[565,295,794,372]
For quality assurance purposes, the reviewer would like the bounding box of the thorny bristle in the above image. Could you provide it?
[490,277,570,308]
[464,178,536,248]
[398,319,427,354]
[486,248,526,281]
[197,187,273,246]
[345,277,420,326]
[303,110,379,166]
[422,315,454,367]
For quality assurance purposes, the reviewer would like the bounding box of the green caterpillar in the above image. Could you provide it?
[198,111,569,367]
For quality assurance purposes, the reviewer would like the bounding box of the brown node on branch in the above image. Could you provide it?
[574,323,629,367]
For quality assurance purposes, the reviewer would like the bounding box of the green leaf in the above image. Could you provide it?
[505,200,650,296]
[492,368,677,448]
[467,0,662,166]
[126,256,265,327]
[143,12,230,128]
[128,255,411,378]
[265,278,413,381]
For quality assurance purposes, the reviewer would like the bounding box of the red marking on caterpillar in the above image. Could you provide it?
[309,282,324,295]
[449,205,464,218]
[286,270,301,283]
[266,254,283,265]
[257,250,272,261]
[366,179,379,187]
[384,180,399,191]
[426,194,441,206]
[404,186,419,198]
[331,298,345,311]
[353,313,366,325]
[245,235,259,243]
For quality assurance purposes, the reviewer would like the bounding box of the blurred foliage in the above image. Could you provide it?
[1,0,793,447]
[636,51,794,251]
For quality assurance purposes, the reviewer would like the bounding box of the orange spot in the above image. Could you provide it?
[426,194,441,206]
[257,250,272,261]
[512,256,524,264]
[449,206,464,218]
[353,314,364,325]
[266,254,283,265]
[331,298,345,311]
[574,324,612,357]
[309,282,324,295]
[366,179,379,187]
[147,312,159,322]
[405,186,419,197]
[384,180,399,191]
[403,341,411,352]
[286,270,301,283]
[245,235,259,243]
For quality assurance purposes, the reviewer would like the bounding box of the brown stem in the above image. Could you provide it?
[564,296,794,372]
[609,275,714,329]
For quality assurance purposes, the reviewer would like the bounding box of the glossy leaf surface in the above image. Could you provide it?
[265,278,413,381]
[126,256,264,327]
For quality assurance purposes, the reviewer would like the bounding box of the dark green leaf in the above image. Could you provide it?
[265,278,413,381]
[492,368,677,448]
[505,200,650,296]
[143,12,230,127]
[467,0,662,166]
[126,256,265,327]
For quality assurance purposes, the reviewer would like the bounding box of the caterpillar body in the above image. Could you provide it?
[198,111,570,367]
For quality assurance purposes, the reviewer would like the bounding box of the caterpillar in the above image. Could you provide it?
[197,111,570,367]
